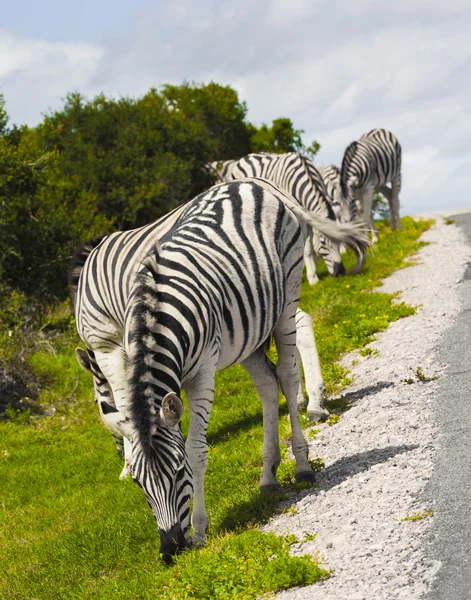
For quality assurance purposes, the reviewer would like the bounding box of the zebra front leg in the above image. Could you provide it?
[184,372,216,546]
[242,350,281,491]
[295,309,329,421]
[274,305,315,483]
[303,231,319,285]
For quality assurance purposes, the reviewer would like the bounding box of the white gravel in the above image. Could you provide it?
[264,216,471,600]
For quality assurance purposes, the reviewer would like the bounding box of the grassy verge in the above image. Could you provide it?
[0,217,432,599]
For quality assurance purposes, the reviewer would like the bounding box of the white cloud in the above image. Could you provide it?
[0,31,104,123]
[0,0,470,215]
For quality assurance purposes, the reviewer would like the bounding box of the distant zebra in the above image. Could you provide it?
[318,165,345,222]
[207,152,366,285]
[340,129,402,242]
[71,178,369,562]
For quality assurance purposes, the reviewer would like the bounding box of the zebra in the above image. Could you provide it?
[206,152,366,285]
[71,178,369,562]
[318,165,345,222]
[340,128,402,242]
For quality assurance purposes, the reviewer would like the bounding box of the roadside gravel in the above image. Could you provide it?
[264,216,471,600]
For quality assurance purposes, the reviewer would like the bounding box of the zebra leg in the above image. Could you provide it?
[274,305,315,483]
[94,347,132,480]
[303,231,319,285]
[75,348,124,459]
[184,371,216,546]
[242,350,281,491]
[295,347,308,411]
[362,188,378,243]
[295,309,329,421]
[391,176,402,230]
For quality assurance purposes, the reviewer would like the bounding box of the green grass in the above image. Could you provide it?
[0,217,432,599]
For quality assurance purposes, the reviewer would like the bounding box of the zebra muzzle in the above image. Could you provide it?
[332,262,346,277]
[159,524,189,563]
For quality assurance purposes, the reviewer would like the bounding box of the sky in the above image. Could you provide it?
[1,0,470,215]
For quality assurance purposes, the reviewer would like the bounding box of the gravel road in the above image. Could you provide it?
[264,216,471,600]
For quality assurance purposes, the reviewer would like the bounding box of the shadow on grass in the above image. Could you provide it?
[216,444,417,533]
[207,404,289,446]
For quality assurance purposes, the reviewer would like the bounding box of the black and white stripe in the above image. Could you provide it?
[208,152,367,284]
[71,178,369,562]
[340,128,402,242]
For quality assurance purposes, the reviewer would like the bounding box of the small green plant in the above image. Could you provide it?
[326,414,340,426]
[284,533,300,545]
[359,347,373,357]
[445,217,456,225]
[308,428,321,441]
[402,509,434,521]
[415,366,440,382]
[283,506,298,516]
[402,367,440,384]
[309,457,326,472]
[299,413,311,428]
[303,533,318,542]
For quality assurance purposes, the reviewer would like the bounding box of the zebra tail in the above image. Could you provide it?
[294,206,371,275]
[69,234,108,307]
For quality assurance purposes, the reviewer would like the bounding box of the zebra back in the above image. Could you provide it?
[220,152,336,221]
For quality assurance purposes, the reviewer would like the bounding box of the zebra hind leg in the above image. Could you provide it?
[75,348,125,460]
[361,188,378,243]
[295,309,329,421]
[303,231,319,285]
[242,349,282,491]
[274,307,315,484]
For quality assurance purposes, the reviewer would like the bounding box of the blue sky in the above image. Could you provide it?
[1,0,470,215]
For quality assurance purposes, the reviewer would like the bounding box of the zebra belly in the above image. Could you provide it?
[215,309,280,372]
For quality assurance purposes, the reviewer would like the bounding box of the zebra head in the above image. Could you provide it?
[101,393,193,563]
[310,229,345,276]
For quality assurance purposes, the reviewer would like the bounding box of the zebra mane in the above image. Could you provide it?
[128,244,170,456]
[340,141,359,197]
[69,234,108,307]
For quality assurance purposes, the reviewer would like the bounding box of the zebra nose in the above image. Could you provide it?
[159,524,189,563]
[332,262,346,277]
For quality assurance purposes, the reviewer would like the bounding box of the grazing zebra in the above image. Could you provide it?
[71,178,368,562]
[207,152,366,285]
[340,128,402,242]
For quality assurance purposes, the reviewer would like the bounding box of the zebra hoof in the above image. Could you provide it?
[260,482,282,494]
[308,408,330,422]
[296,470,316,484]
[191,534,207,548]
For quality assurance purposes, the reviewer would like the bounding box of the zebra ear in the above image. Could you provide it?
[75,347,91,372]
[160,392,184,428]
[100,401,135,439]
